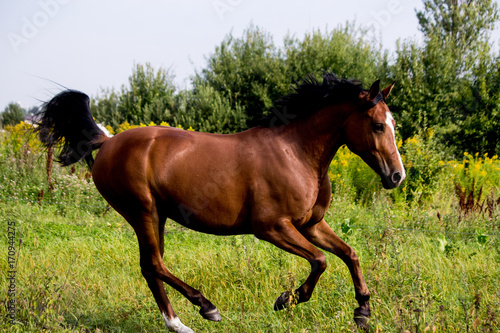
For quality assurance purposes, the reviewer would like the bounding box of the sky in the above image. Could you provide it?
[1,0,499,111]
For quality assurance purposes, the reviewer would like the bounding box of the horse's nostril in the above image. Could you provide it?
[392,172,402,183]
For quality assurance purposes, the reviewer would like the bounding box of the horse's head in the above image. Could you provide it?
[343,80,406,189]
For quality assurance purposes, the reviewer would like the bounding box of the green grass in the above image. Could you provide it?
[1,130,499,332]
[1,193,499,332]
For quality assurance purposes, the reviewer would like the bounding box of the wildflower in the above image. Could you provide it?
[105,125,115,135]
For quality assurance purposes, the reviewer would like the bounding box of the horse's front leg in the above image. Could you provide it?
[254,218,327,310]
[300,219,370,331]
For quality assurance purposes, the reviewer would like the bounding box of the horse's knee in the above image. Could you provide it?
[337,245,359,266]
[311,254,327,274]
[349,250,359,264]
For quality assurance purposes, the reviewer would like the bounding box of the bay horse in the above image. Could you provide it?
[36,73,405,332]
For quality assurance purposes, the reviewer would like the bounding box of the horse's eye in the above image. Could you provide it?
[373,123,384,133]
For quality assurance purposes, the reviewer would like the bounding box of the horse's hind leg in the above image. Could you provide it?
[142,271,191,333]
[153,214,222,322]
[125,208,221,332]
[300,219,370,331]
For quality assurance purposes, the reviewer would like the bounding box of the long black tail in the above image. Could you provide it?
[35,90,108,168]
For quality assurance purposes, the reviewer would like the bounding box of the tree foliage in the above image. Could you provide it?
[91,63,177,127]
[87,0,499,155]
[390,0,500,155]
[193,24,386,127]
[173,82,248,133]
[1,103,26,127]
[196,27,289,127]
[416,0,498,54]
[283,23,386,86]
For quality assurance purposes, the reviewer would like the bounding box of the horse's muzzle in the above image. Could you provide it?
[381,170,405,189]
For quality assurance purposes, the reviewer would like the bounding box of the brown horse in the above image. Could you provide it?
[36,73,405,332]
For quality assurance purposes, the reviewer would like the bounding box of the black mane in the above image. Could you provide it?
[260,72,367,127]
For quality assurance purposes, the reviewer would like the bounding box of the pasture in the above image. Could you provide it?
[1,122,499,332]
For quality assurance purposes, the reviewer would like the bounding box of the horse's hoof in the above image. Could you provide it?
[274,291,291,311]
[199,305,222,322]
[353,306,370,331]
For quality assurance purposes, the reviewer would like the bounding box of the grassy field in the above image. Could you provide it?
[1,124,500,332]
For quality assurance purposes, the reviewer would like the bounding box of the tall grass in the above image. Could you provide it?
[1,124,499,332]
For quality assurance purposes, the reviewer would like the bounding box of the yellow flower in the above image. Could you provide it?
[115,121,139,133]
[406,137,418,145]
[105,125,115,135]
[397,139,403,149]
[160,121,170,127]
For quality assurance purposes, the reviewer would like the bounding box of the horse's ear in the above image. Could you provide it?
[368,79,380,100]
[382,81,395,99]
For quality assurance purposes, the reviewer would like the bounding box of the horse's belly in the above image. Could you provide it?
[165,201,253,235]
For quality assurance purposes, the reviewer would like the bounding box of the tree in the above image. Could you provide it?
[416,0,498,55]
[119,63,177,124]
[92,63,177,126]
[284,23,387,87]
[91,88,123,128]
[196,24,387,128]
[1,103,26,127]
[174,82,248,133]
[196,26,289,127]
[390,0,500,154]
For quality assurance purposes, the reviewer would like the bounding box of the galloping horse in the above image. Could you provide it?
[36,73,405,332]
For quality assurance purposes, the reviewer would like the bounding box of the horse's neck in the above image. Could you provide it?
[287,104,353,177]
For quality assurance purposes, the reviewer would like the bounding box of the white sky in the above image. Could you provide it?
[1,0,499,110]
